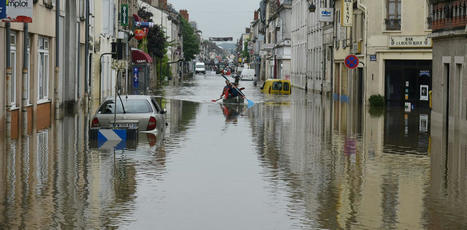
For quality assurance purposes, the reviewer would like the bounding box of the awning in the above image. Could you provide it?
[131,49,153,64]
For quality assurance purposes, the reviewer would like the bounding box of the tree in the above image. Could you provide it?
[180,17,200,61]
[147,25,166,59]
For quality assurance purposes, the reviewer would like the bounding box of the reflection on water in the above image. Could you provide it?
[0,76,466,229]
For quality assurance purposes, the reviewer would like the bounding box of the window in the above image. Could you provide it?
[10,33,16,106]
[386,0,401,30]
[426,1,433,30]
[98,99,153,114]
[38,36,49,101]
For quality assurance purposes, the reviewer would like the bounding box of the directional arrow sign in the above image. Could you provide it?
[121,4,128,26]
[98,129,127,150]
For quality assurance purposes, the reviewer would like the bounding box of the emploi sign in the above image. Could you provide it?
[341,0,353,27]
[319,8,334,22]
[1,0,33,23]
[389,36,432,48]
[0,0,6,19]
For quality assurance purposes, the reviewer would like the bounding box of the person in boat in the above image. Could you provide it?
[234,74,240,85]
[221,80,233,99]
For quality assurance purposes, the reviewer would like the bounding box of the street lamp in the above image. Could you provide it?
[307,0,317,12]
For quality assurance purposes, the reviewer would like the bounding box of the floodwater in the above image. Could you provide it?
[1,73,466,229]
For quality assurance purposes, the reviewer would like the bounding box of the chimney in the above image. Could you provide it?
[159,0,167,9]
[180,9,189,21]
[254,10,259,21]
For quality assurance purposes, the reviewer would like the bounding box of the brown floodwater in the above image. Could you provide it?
[0,74,466,229]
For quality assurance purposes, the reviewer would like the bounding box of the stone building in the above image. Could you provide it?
[430,0,467,137]
[333,0,433,108]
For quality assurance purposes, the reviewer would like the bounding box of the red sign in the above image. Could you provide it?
[134,29,146,41]
[345,55,359,69]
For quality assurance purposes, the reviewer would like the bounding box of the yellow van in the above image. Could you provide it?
[260,79,291,95]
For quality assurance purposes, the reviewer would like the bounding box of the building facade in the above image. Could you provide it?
[430,0,467,136]
[333,0,433,107]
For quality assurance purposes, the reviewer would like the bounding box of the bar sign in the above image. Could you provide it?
[341,0,353,27]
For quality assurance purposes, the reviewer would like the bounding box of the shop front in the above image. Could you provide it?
[131,48,153,95]
[385,60,432,108]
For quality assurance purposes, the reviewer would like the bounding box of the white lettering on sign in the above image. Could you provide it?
[389,36,432,48]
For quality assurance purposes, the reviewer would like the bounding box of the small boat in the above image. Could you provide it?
[223,96,244,104]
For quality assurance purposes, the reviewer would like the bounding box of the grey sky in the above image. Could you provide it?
[169,0,259,41]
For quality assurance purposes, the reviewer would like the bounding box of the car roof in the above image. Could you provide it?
[265,79,290,82]
[103,95,153,101]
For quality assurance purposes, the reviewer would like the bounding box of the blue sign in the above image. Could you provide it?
[133,67,139,89]
[0,0,6,19]
[97,129,127,150]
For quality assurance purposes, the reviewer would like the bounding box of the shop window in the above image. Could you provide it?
[385,0,401,30]
[38,36,49,102]
[10,33,17,107]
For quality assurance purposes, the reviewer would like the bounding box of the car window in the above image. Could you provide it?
[283,82,290,91]
[151,98,161,112]
[272,82,282,90]
[98,99,153,114]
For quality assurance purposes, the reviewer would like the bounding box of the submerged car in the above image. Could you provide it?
[91,95,166,132]
[261,79,291,95]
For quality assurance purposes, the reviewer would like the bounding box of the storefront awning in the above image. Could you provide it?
[131,49,153,64]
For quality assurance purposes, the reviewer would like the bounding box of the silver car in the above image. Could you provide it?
[91,95,166,132]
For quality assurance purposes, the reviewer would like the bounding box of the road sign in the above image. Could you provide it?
[89,128,138,150]
[345,55,359,69]
[98,129,127,150]
[121,4,128,26]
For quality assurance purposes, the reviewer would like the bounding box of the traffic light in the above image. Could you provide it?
[111,40,125,60]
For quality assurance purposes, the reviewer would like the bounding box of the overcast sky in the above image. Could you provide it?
[169,0,259,42]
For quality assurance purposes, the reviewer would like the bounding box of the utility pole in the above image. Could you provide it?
[22,23,29,135]
[85,0,90,103]
[55,0,61,119]
[5,22,11,139]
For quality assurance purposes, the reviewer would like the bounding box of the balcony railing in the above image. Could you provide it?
[431,0,467,32]
[385,18,401,30]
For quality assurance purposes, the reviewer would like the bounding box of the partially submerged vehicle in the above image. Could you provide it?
[91,95,166,132]
[261,79,291,95]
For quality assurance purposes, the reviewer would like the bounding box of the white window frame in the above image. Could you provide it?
[10,33,17,107]
[37,36,50,103]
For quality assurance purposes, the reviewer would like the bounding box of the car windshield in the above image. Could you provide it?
[98,99,153,114]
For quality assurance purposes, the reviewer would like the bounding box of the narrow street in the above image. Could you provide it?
[0,73,466,229]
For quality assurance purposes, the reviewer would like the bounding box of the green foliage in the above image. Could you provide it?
[147,25,167,59]
[156,54,172,82]
[369,106,385,117]
[369,94,385,107]
[242,41,250,63]
[180,17,200,61]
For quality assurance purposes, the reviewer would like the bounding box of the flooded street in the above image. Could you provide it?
[1,73,466,229]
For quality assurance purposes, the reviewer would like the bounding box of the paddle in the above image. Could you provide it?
[221,75,255,108]
[211,97,222,103]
